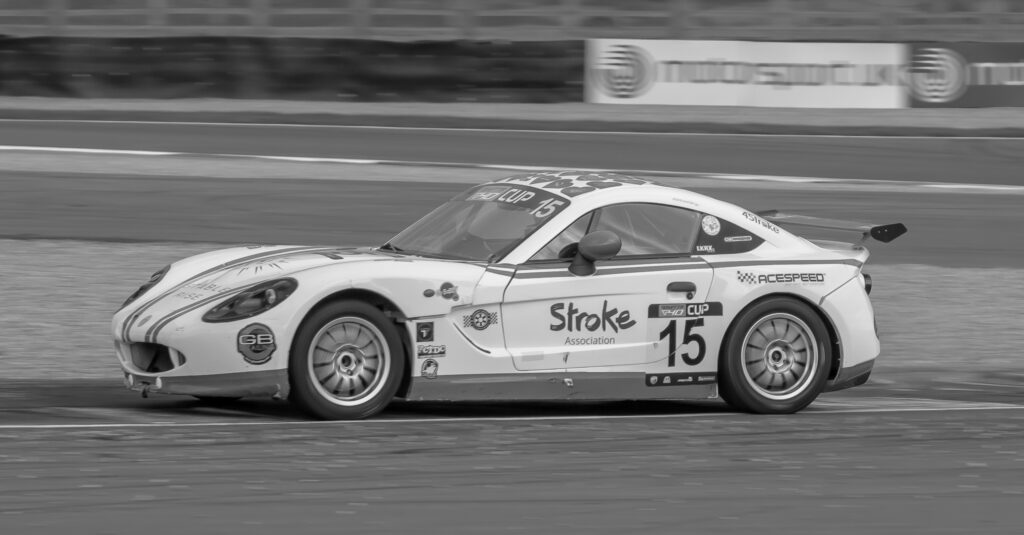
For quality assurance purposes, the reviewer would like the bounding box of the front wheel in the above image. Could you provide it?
[719,297,831,414]
[289,300,405,420]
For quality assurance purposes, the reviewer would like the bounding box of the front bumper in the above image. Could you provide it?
[124,369,289,398]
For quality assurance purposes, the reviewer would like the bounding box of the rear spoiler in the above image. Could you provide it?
[756,210,908,244]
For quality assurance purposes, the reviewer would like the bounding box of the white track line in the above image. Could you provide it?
[3,118,1024,140]
[3,144,1023,193]
[0,403,1020,430]
[0,145,178,156]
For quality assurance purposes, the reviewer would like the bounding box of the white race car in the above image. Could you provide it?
[112,171,905,419]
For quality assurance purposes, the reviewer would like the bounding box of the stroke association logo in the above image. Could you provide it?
[590,44,655,99]
[907,47,968,104]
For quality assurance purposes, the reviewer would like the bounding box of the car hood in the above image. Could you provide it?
[120,246,426,335]
[166,245,385,293]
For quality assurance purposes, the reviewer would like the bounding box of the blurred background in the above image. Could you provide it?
[2,0,1022,101]
[2,1,1024,533]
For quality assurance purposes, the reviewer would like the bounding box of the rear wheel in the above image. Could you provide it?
[719,297,830,414]
[289,300,405,420]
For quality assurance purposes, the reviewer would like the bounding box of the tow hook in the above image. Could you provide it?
[141,385,151,399]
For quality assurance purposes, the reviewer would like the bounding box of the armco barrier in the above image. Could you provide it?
[0,37,582,102]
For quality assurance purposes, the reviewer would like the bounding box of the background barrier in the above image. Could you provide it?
[0,0,1022,42]
[586,40,904,108]
[0,37,581,101]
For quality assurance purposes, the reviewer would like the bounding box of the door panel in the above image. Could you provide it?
[502,258,713,370]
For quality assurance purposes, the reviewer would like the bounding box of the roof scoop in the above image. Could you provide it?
[756,210,908,244]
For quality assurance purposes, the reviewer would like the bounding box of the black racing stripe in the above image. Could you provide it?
[708,259,864,269]
[513,262,708,279]
[144,286,248,343]
[517,259,706,271]
[599,263,707,274]
[121,245,326,341]
[122,245,319,340]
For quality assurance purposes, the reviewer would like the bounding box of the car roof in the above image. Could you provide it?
[481,170,726,210]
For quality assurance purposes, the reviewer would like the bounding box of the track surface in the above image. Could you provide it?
[2,171,1022,268]
[1,380,1023,534]
[2,121,1023,532]
[3,119,1024,184]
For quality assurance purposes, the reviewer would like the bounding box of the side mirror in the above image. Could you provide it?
[570,231,621,276]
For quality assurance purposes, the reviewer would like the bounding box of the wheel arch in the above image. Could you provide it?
[719,292,842,381]
[298,288,414,398]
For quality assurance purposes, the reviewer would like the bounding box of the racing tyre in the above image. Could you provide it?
[289,300,405,420]
[719,297,831,414]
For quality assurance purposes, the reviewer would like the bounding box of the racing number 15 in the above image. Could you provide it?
[530,199,565,218]
[658,319,705,367]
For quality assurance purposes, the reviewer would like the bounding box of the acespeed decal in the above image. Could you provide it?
[416,344,447,358]
[237,323,276,365]
[645,372,717,387]
[648,302,723,319]
[415,322,434,342]
[120,245,327,341]
[737,271,826,285]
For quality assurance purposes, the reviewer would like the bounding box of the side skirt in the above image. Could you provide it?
[405,372,718,402]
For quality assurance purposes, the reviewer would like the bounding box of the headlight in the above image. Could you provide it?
[120,265,170,309]
[202,278,298,323]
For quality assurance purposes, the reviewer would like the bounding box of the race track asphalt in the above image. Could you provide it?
[1,121,1023,533]
[1,171,1022,268]
[2,119,1024,185]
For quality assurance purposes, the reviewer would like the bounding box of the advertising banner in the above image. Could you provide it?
[586,39,904,108]
[908,43,1024,107]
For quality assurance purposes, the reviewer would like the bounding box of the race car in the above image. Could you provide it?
[112,171,905,420]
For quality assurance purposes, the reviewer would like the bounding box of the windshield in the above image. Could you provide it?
[384,184,570,262]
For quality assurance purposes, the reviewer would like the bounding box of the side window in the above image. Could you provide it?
[591,203,699,257]
[529,213,593,262]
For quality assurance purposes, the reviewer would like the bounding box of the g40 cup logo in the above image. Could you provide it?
[907,47,968,104]
[590,43,656,99]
